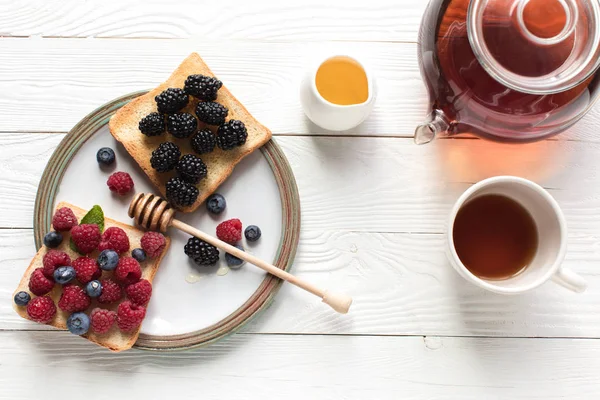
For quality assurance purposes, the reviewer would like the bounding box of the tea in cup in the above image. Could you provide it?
[447,176,586,294]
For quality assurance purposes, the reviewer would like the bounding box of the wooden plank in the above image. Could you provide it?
[0,38,426,135]
[0,331,599,399]
[3,228,599,336]
[0,0,427,42]
[0,37,599,140]
[3,133,600,231]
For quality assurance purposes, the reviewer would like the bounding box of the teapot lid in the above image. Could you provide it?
[468,0,600,94]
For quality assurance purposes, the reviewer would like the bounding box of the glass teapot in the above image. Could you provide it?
[415,0,600,144]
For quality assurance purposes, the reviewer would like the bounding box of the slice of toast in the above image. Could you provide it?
[109,53,272,213]
[13,202,170,352]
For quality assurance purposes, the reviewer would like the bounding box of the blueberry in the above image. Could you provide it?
[54,266,76,285]
[206,193,226,214]
[96,147,116,166]
[225,244,245,269]
[132,248,147,262]
[244,225,262,242]
[85,280,103,298]
[14,291,31,306]
[43,231,63,248]
[97,249,119,271]
[67,312,90,335]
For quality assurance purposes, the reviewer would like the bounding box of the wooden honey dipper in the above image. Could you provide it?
[128,193,352,314]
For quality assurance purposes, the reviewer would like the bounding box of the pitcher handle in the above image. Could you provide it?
[414,109,451,145]
[552,267,587,293]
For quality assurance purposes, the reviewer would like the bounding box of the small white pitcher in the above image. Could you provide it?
[300,55,377,131]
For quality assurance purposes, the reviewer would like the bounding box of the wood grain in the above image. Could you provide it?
[0,38,426,135]
[0,0,427,41]
[4,133,600,232]
[1,331,599,399]
[3,229,599,336]
[1,38,599,140]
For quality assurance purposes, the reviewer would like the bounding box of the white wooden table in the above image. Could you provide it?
[2,1,600,398]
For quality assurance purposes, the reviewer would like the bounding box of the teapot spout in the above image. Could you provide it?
[414,110,451,145]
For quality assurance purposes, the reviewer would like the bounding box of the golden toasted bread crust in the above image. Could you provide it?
[109,53,272,213]
[13,202,170,352]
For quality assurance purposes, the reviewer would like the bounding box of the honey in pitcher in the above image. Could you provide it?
[417,0,600,141]
[315,56,369,106]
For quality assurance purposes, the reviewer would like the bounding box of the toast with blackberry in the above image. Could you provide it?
[108,53,273,213]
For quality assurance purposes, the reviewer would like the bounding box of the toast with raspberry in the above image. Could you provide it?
[13,202,170,352]
[108,53,272,213]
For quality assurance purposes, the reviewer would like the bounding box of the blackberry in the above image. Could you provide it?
[155,88,189,114]
[184,237,220,266]
[195,102,228,125]
[150,142,181,173]
[139,112,165,136]
[166,177,199,208]
[176,154,208,184]
[167,113,197,138]
[217,120,248,150]
[184,74,223,101]
[191,128,216,155]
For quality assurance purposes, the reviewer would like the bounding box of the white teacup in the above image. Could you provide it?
[447,176,587,294]
[299,55,376,131]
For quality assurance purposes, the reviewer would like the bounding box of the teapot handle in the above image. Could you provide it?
[414,109,451,145]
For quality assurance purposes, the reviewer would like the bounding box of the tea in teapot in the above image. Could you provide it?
[415,0,600,144]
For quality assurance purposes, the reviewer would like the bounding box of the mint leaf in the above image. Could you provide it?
[80,205,105,233]
[70,205,105,254]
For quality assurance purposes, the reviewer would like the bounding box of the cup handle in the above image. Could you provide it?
[552,268,587,293]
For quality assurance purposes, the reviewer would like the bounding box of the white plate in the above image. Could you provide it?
[34,92,301,350]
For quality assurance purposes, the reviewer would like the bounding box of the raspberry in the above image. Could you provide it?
[42,250,71,278]
[90,308,117,335]
[140,232,167,258]
[107,171,134,195]
[98,227,130,254]
[115,257,142,285]
[72,256,102,284]
[52,207,78,231]
[58,285,91,313]
[27,296,56,323]
[216,219,243,244]
[71,224,101,254]
[97,279,122,304]
[117,300,146,332]
[29,268,55,296]
[125,279,152,306]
